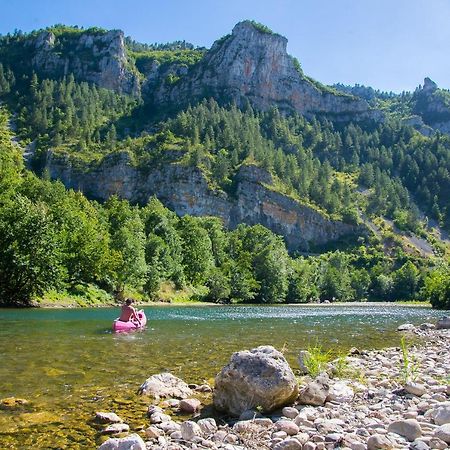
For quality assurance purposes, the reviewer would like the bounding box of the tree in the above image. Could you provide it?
[422,266,450,310]
[393,261,420,300]
[0,196,64,304]
[178,216,214,285]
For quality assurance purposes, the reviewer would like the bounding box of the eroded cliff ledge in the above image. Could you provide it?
[44,152,358,251]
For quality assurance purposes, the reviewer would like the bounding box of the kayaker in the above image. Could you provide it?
[119,298,141,325]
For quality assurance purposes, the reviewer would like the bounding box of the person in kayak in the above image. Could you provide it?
[119,298,141,325]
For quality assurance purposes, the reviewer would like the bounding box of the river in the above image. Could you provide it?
[0,304,444,448]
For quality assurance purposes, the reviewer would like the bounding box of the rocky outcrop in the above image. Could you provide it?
[44,151,359,251]
[213,345,299,416]
[150,21,381,122]
[410,77,450,135]
[30,29,140,96]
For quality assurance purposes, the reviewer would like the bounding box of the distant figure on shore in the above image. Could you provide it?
[119,298,141,325]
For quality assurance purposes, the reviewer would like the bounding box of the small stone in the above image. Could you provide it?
[388,419,422,442]
[431,404,450,425]
[298,373,329,406]
[179,398,201,414]
[147,405,163,416]
[197,418,217,435]
[349,443,366,450]
[149,412,171,424]
[180,420,202,441]
[98,433,146,450]
[0,397,29,409]
[419,323,435,330]
[101,423,129,434]
[429,437,448,449]
[195,384,212,393]
[156,420,180,434]
[282,406,299,419]
[405,382,427,397]
[272,431,288,440]
[410,439,430,450]
[398,324,415,332]
[95,412,123,424]
[170,431,182,440]
[298,350,311,374]
[145,425,162,439]
[275,419,299,435]
[213,430,227,442]
[273,438,303,450]
[436,317,450,330]
[434,424,450,444]
[303,443,316,450]
[327,382,354,403]
[367,434,393,450]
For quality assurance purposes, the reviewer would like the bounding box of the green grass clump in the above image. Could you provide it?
[304,344,332,377]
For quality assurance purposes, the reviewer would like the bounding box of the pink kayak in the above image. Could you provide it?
[113,310,147,333]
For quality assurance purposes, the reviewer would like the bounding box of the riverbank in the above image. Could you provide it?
[97,323,450,450]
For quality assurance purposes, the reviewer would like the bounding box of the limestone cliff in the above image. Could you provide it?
[29,29,140,96]
[149,21,381,121]
[409,77,450,135]
[44,152,357,251]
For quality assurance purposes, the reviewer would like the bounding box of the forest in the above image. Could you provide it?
[0,27,449,309]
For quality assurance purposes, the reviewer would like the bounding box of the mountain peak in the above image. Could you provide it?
[423,77,438,92]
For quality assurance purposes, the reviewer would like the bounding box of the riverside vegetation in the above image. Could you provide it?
[0,22,449,309]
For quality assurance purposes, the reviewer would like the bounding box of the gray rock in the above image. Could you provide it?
[179,398,201,414]
[398,324,416,332]
[327,382,354,403]
[97,433,146,450]
[436,317,450,330]
[298,373,330,406]
[273,438,303,450]
[145,425,162,439]
[429,437,448,449]
[367,433,394,449]
[275,419,299,435]
[197,418,217,435]
[137,372,192,399]
[434,423,450,444]
[419,323,435,330]
[387,419,422,441]
[430,403,450,425]
[101,423,130,434]
[410,439,430,450]
[281,406,299,419]
[298,350,311,374]
[405,382,427,397]
[213,346,299,416]
[180,420,202,441]
[94,412,123,424]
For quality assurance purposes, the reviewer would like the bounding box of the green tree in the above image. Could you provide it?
[0,195,64,305]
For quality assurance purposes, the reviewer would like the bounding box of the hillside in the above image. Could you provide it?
[0,21,449,307]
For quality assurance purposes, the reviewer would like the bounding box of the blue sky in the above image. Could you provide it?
[1,0,449,92]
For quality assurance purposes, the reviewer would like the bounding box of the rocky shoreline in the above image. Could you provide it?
[96,319,450,450]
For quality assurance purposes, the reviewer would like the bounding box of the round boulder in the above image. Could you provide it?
[137,372,192,399]
[213,346,299,416]
[436,317,450,330]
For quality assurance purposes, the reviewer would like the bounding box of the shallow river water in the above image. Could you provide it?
[0,304,444,449]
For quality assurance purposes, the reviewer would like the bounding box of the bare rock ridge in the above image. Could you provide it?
[30,29,140,96]
[409,77,450,135]
[44,152,357,251]
[152,21,380,121]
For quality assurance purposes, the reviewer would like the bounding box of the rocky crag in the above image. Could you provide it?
[408,77,450,135]
[29,29,140,96]
[149,21,380,121]
[44,151,357,251]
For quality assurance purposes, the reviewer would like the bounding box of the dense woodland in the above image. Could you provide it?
[0,27,449,309]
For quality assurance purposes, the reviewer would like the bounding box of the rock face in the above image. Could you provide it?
[30,29,140,96]
[213,345,299,416]
[151,21,379,121]
[410,77,450,135]
[44,153,358,251]
[137,373,192,399]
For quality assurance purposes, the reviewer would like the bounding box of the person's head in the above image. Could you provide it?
[125,298,133,306]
